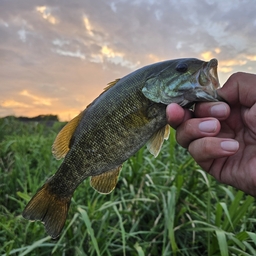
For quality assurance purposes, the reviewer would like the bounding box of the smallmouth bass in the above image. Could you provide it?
[23,58,221,238]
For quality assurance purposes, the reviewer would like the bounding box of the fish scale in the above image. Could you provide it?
[22,58,222,238]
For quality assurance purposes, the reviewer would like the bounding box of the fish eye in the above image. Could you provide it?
[175,63,188,73]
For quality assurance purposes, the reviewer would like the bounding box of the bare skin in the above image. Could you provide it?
[166,72,256,197]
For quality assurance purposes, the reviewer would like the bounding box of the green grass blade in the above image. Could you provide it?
[51,213,79,254]
[206,174,211,256]
[215,202,223,226]
[229,247,253,256]
[134,242,145,256]
[78,207,101,256]
[215,230,228,256]
[17,191,31,202]
[219,202,233,230]
[19,236,52,256]
[247,231,256,246]
[113,205,126,256]
[243,241,256,256]
[232,196,255,227]
[229,234,246,250]
[162,187,178,254]
[223,192,254,231]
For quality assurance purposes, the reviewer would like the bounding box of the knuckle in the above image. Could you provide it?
[188,138,212,161]
[176,121,194,148]
[228,72,245,84]
[201,138,213,153]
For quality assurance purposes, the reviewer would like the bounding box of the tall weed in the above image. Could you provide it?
[0,118,255,255]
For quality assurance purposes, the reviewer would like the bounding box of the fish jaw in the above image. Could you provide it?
[195,58,222,100]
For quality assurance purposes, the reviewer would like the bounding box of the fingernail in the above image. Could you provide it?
[220,140,239,152]
[199,120,217,133]
[211,104,228,117]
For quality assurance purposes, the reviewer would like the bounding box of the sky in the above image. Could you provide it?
[0,0,256,121]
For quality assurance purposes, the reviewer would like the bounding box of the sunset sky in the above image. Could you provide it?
[1,0,256,121]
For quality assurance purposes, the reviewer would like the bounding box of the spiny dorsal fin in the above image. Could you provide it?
[52,111,84,160]
[90,165,122,194]
[146,124,170,157]
[104,78,121,91]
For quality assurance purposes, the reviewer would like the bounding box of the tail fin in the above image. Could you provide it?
[22,183,71,239]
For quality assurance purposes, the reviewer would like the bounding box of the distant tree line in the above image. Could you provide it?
[15,115,59,122]
[0,115,60,126]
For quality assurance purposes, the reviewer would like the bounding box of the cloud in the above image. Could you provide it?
[201,49,221,61]
[36,6,58,24]
[100,45,139,68]
[0,0,256,120]
[0,19,9,27]
[83,16,94,36]
[218,59,247,73]
[17,28,28,43]
[246,55,256,61]
[52,39,70,47]
[54,49,86,60]
[1,100,30,108]
[20,90,57,106]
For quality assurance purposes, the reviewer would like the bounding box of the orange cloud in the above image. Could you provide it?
[218,59,247,73]
[201,48,221,61]
[147,54,162,62]
[101,46,122,58]
[220,59,247,67]
[20,90,56,106]
[246,55,256,61]
[100,45,139,69]
[36,6,58,24]
[218,67,233,73]
[83,16,94,36]
[214,48,221,54]
[1,100,30,108]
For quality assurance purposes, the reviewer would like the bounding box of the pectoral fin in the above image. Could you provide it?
[90,166,122,194]
[52,111,84,160]
[147,124,170,157]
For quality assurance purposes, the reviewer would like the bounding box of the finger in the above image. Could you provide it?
[194,102,230,120]
[166,103,192,129]
[218,72,256,107]
[176,118,220,148]
[188,137,239,170]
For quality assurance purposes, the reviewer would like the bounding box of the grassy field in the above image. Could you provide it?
[0,116,256,256]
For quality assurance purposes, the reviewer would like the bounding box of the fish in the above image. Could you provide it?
[22,58,221,239]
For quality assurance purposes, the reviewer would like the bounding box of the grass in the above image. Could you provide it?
[0,116,256,255]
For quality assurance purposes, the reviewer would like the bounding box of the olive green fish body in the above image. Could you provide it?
[46,59,189,197]
[23,58,221,238]
[50,77,167,195]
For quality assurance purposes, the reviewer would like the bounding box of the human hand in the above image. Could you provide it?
[166,72,256,197]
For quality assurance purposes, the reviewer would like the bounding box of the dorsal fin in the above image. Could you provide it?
[90,165,122,194]
[52,111,84,160]
[103,78,121,91]
[146,124,170,157]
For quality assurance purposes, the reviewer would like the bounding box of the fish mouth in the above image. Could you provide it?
[202,58,220,89]
[195,58,222,101]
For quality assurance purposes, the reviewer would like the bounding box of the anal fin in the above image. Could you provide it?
[90,166,122,194]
